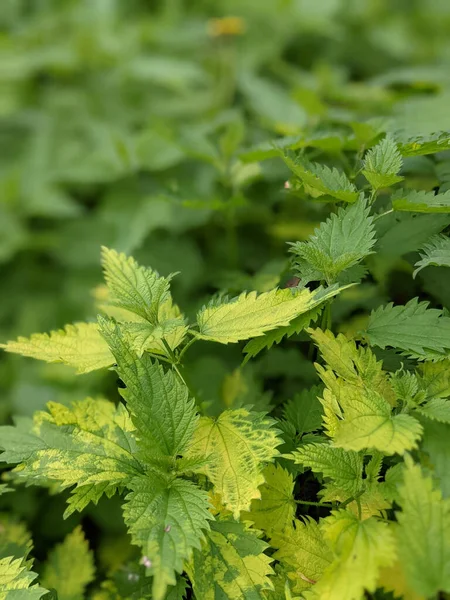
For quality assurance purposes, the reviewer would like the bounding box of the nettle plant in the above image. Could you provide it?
[1,132,450,600]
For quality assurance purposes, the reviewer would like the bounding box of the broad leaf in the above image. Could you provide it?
[186,408,281,516]
[123,473,211,600]
[0,398,142,517]
[41,527,94,600]
[283,385,323,435]
[0,322,113,374]
[362,135,403,190]
[0,556,47,599]
[291,444,363,495]
[187,518,274,600]
[289,198,376,284]
[396,458,450,596]
[100,319,198,458]
[196,285,342,344]
[241,464,296,535]
[365,298,450,360]
[413,234,450,277]
[392,188,450,213]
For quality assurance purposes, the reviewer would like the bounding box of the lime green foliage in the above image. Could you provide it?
[396,458,450,596]
[365,299,450,360]
[196,285,343,344]
[41,526,94,600]
[413,234,450,277]
[0,322,113,374]
[289,198,376,284]
[187,519,274,600]
[124,473,211,600]
[3,2,450,595]
[362,135,404,191]
[241,464,296,535]
[186,409,281,516]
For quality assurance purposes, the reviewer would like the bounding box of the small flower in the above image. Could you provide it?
[284,181,291,190]
[164,524,171,533]
[207,16,246,37]
[127,572,139,582]
[141,556,152,568]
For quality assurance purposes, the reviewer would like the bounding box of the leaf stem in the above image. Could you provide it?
[340,489,365,509]
[294,499,332,507]
[374,208,394,221]
[177,336,198,362]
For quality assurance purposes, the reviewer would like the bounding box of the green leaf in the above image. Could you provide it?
[186,408,281,517]
[123,472,211,600]
[101,247,174,323]
[100,319,198,458]
[242,305,322,363]
[187,518,274,600]
[413,234,450,277]
[0,398,142,517]
[41,526,95,600]
[271,517,333,593]
[396,130,450,156]
[416,398,450,423]
[0,516,33,564]
[241,464,296,536]
[0,322,114,374]
[291,444,363,495]
[0,556,47,599]
[365,298,450,360]
[196,285,342,344]
[418,359,450,400]
[280,153,359,203]
[396,457,450,596]
[283,385,323,435]
[332,387,422,454]
[362,135,404,190]
[392,189,450,213]
[421,419,450,498]
[289,198,376,284]
[314,510,396,600]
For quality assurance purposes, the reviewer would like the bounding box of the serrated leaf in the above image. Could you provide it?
[392,188,450,213]
[123,473,211,600]
[280,153,359,203]
[290,198,376,284]
[413,234,450,277]
[41,527,94,600]
[0,556,47,599]
[332,387,422,454]
[100,319,197,458]
[283,385,323,435]
[185,408,281,517]
[0,398,142,517]
[0,322,113,374]
[418,359,450,400]
[416,398,450,423]
[196,284,342,344]
[101,247,174,323]
[396,458,450,596]
[242,305,322,363]
[314,510,396,600]
[365,298,450,360]
[362,135,403,190]
[396,130,450,156]
[187,518,274,600]
[271,517,333,593]
[241,464,295,535]
[291,444,363,495]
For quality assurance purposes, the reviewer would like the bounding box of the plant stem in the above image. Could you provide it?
[177,335,197,362]
[340,489,365,509]
[294,499,333,508]
[374,208,394,221]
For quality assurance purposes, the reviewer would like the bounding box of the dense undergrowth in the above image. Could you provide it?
[1,1,450,599]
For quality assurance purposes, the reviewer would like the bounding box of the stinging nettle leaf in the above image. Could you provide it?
[123,472,212,600]
[392,188,450,213]
[185,408,282,517]
[282,385,323,435]
[196,284,343,344]
[413,234,450,277]
[100,319,198,458]
[0,322,114,374]
[365,298,450,360]
[187,518,274,600]
[41,526,95,600]
[0,556,48,599]
[290,197,376,285]
[362,135,404,190]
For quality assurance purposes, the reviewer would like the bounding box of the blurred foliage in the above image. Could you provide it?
[1,0,450,595]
